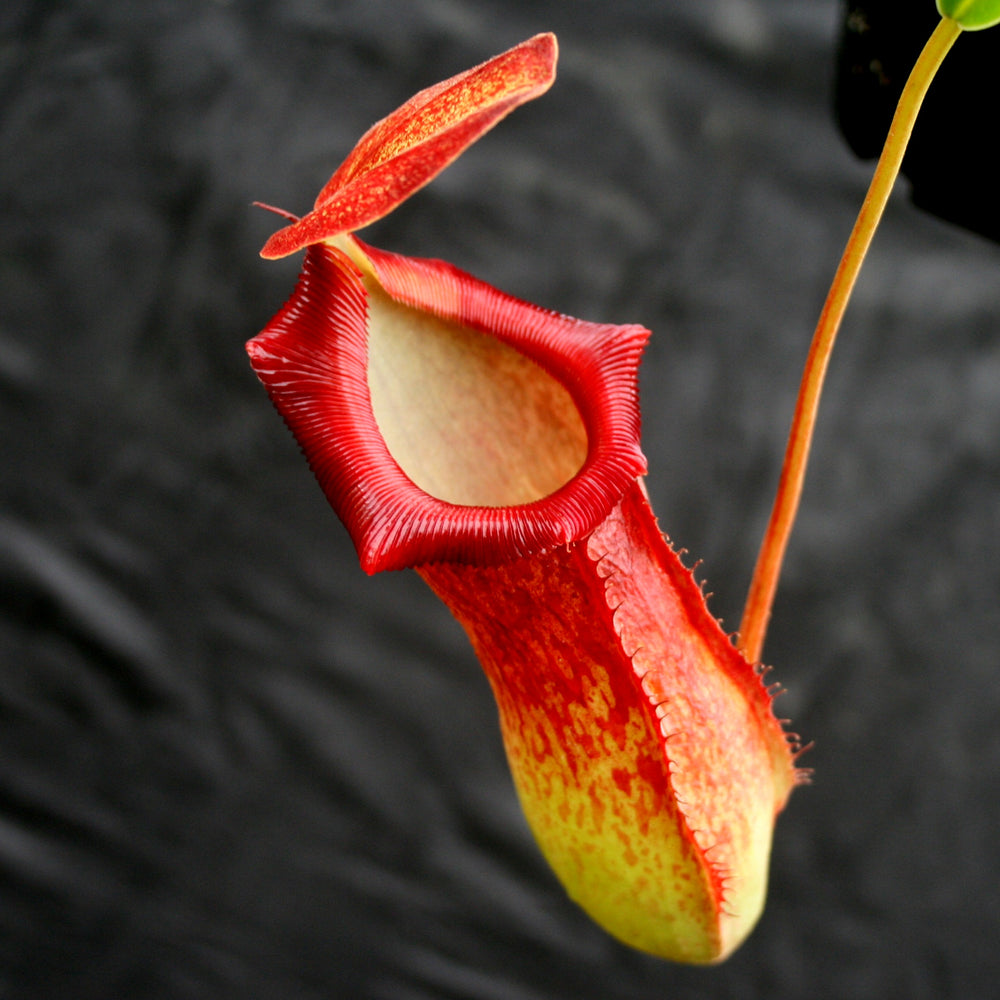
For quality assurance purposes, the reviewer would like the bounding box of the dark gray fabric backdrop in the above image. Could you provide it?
[3,2,999,997]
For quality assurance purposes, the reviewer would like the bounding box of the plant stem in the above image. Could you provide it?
[737,16,963,665]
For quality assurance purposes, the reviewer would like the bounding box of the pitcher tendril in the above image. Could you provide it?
[737,14,965,665]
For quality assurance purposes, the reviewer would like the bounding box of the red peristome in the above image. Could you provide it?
[420,479,802,962]
[259,34,557,260]
[246,241,649,572]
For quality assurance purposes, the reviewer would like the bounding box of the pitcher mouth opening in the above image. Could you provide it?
[365,272,588,508]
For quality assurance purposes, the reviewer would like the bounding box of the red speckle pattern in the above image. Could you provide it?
[419,481,799,962]
[260,34,557,259]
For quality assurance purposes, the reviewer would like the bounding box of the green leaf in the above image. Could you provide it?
[937,0,1000,29]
